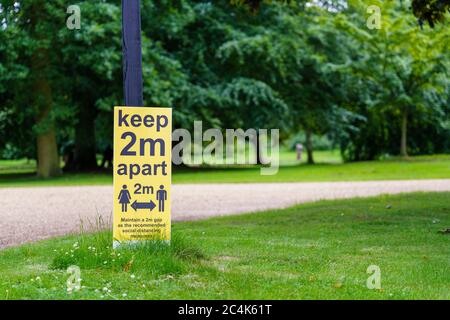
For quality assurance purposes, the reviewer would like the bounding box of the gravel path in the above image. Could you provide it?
[1,179,449,248]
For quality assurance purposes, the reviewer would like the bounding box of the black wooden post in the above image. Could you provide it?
[122,0,143,106]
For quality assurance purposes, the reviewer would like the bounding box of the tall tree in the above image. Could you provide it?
[217,3,351,163]
[25,1,63,177]
[336,0,449,159]
[59,1,122,171]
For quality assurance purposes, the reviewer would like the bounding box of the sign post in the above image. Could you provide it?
[122,0,143,106]
[114,1,172,247]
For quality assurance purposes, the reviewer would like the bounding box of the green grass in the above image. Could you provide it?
[1,192,449,299]
[0,159,36,175]
[174,154,450,183]
[0,153,449,187]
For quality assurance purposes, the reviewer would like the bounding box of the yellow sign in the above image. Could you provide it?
[113,106,171,246]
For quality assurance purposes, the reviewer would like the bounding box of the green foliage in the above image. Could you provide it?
[336,0,449,160]
[0,0,448,166]
[412,0,450,27]
[237,0,450,26]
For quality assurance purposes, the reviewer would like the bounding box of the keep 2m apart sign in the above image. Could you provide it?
[113,106,172,247]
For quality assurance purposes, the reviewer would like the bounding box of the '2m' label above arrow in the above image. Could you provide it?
[131,200,156,212]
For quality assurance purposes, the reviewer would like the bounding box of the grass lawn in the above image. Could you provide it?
[0,192,449,300]
[174,154,450,184]
[0,153,449,187]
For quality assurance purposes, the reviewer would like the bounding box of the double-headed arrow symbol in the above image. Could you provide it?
[131,200,156,212]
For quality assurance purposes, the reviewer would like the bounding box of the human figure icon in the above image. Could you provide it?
[156,185,167,212]
[118,185,132,212]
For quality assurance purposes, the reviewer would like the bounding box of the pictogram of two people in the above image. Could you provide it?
[118,185,167,212]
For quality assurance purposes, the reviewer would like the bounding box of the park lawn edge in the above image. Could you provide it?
[0,192,449,300]
[0,154,450,187]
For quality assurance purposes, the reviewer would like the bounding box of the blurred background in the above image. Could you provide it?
[0,0,449,184]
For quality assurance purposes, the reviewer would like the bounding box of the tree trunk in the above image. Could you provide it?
[256,132,262,165]
[36,129,61,178]
[400,110,408,157]
[33,59,61,178]
[74,102,98,170]
[305,130,314,164]
[31,0,61,178]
